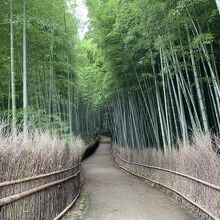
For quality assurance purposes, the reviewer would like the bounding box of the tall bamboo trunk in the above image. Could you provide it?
[23,0,28,136]
[160,48,171,147]
[187,27,209,133]
[68,70,73,135]
[10,0,16,137]
[49,38,54,124]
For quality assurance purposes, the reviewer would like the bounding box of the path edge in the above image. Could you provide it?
[110,150,218,220]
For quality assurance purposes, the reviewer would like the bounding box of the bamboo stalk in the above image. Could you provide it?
[9,0,16,137]
[23,0,28,136]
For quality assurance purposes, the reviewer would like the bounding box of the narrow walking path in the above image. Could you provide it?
[82,139,195,220]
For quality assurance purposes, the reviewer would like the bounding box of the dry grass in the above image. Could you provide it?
[0,132,85,182]
[113,133,220,219]
[0,124,86,220]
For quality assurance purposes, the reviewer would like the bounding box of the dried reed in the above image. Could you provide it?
[113,133,220,219]
[0,124,86,220]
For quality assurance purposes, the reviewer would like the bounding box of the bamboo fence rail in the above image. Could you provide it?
[0,138,100,220]
[0,165,79,188]
[0,165,80,220]
[112,150,220,220]
[115,153,220,191]
[0,170,81,207]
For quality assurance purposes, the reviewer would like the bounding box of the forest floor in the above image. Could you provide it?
[80,138,196,220]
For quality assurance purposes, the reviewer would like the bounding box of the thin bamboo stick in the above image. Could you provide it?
[53,190,80,220]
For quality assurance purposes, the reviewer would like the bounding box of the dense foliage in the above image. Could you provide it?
[0,0,101,139]
[1,0,220,148]
[85,0,220,149]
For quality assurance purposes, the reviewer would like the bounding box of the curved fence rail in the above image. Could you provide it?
[112,150,220,220]
[0,165,81,220]
[0,138,100,220]
[115,153,220,191]
[0,170,80,207]
[0,165,79,188]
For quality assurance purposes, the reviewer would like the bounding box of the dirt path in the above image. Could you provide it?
[82,139,195,220]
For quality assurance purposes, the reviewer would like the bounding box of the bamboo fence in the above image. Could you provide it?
[0,164,80,220]
[0,138,100,220]
[112,149,220,220]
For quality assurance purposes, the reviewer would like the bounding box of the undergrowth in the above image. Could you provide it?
[0,123,86,182]
[113,133,220,218]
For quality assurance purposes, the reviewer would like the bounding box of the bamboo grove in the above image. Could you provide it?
[0,0,102,140]
[1,0,220,149]
[85,0,220,149]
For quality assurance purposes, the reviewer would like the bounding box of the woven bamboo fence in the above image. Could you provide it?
[0,138,100,220]
[0,164,80,220]
[112,148,220,220]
